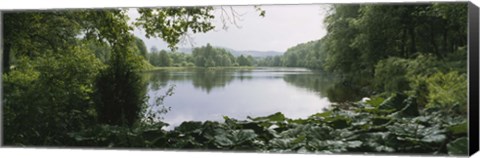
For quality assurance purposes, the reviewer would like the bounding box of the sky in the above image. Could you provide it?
[128,4,330,52]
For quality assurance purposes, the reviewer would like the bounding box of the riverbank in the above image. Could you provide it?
[142,66,257,72]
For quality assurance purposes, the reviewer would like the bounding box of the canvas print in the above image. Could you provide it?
[1,3,469,156]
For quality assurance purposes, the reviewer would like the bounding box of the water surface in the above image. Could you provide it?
[143,67,361,129]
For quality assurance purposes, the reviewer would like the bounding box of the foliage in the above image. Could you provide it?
[134,7,216,50]
[236,55,253,66]
[68,95,467,155]
[425,71,467,114]
[3,48,104,145]
[148,50,173,67]
[374,57,411,93]
[148,48,194,67]
[192,44,243,67]
[257,40,325,69]
[324,3,467,76]
[134,36,148,59]
[147,44,251,68]
[93,63,147,127]
[262,3,467,102]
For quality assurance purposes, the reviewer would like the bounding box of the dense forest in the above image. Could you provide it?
[147,43,255,67]
[2,3,469,156]
[258,3,468,114]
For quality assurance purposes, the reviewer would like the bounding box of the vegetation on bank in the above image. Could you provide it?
[257,3,468,115]
[147,43,255,68]
[2,3,469,156]
[143,66,256,72]
[68,93,467,155]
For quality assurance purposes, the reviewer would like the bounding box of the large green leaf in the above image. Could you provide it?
[447,137,468,156]
[447,121,467,135]
[379,93,407,111]
[269,135,306,151]
[365,97,385,107]
[214,129,258,148]
[248,112,286,122]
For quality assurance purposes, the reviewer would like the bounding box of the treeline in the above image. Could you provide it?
[257,40,324,69]
[2,8,217,146]
[260,3,468,115]
[147,43,255,67]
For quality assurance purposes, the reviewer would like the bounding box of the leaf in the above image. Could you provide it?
[248,112,285,122]
[366,97,384,107]
[421,134,446,143]
[308,126,332,140]
[174,121,203,133]
[447,137,468,156]
[379,93,407,111]
[310,111,332,118]
[347,141,362,148]
[214,135,234,147]
[328,117,350,129]
[447,121,467,135]
[308,140,348,152]
[233,129,258,142]
[214,129,258,147]
[269,136,305,150]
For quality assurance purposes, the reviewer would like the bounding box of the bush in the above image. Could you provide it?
[3,49,104,145]
[425,71,467,114]
[93,55,148,127]
[185,62,196,67]
[374,57,410,93]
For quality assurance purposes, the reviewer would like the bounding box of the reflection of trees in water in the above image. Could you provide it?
[192,69,235,93]
[191,69,254,93]
[143,68,254,93]
[144,70,180,91]
[283,72,367,103]
[233,69,254,82]
[144,70,190,91]
[145,69,367,103]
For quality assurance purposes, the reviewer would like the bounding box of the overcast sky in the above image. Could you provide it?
[129,4,330,52]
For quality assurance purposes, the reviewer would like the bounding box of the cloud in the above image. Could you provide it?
[129,4,329,52]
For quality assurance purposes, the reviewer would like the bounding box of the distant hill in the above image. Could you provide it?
[177,47,283,58]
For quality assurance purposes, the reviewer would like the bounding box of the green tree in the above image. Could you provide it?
[134,36,148,59]
[158,50,172,66]
[237,55,251,66]
[3,7,243,145]
[192,43,237,67]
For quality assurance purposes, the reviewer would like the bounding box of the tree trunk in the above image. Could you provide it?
[3,42,11,73]
[401,27,407,57]
[429,23,440,58]
[408,26,417,57]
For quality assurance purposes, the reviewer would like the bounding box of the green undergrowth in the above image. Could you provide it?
[68,93,467,155]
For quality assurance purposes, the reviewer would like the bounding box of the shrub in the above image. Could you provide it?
[374,57,410,93]
[93,54,148,127]
[3,48,104,145]
[425,71,467,114]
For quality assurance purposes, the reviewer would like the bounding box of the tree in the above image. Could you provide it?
[3,7,254,144]
[158,50,172,66]
[134,36,148,59]
[237,55,252,66]
[191,43,236,67]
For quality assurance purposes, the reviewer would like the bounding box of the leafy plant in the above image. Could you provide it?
[65,93,467,156]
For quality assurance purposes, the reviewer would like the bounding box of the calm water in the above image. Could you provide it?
[142,67,363,129]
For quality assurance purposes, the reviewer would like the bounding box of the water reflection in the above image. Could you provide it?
[142,67,366,129]
[144,69,255,93]
[282,72,366,102]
